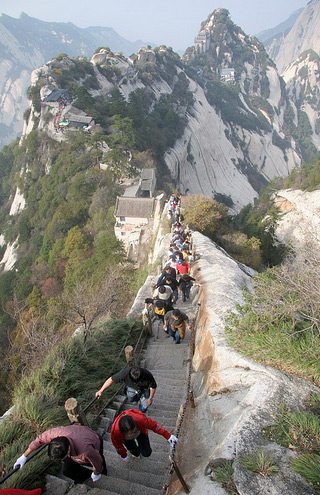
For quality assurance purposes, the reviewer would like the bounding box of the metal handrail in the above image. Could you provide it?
[0,320,143,486]
[0,445,48,485]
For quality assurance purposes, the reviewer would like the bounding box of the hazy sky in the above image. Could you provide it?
[1,0,308,50]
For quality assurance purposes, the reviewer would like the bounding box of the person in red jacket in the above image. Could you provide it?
[111,409,178,459]
[176,260,190,275]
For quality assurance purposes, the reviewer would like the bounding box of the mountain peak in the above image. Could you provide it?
[184,7,274,100]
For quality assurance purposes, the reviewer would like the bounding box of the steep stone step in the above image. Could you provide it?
[144,346,189,356]
[106,463,164,490]
[104,436,171,456]
[103,447,169,475]
[112,400,180,415]
[148,369,187,376]
[146,339,189,347]
[144,362,187,371]
[96,474,162,495]
[72,484,119,495]
[111,396,185,412]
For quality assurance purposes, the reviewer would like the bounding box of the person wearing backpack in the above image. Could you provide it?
[153,284,173,302]
[164,309,189,344]
[111,410,177,460]
[159,276,179,304]
[96,366,157,412]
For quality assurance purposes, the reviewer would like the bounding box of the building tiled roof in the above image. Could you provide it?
[115,197,155,218]
[140,168,155,191]
[44,89,70,102]
[141,169,155,180]
[65,113,93,125]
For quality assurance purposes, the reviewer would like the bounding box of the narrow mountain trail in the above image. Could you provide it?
[46,278,199,495]
[94,293,198,495]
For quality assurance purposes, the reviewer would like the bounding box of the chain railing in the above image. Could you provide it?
[162,301,201,495]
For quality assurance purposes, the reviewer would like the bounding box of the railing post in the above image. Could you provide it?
[189,390,195,408]
[65,397,89,426]
[125,345,134,364]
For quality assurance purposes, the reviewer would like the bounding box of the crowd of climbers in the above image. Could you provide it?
[143,193,196,344]
[13,193,195,486]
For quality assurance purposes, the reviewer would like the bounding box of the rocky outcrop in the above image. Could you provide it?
[164,75,300,210]
[257,8,303,63]
[0,13,147,149]
[169,9,301,210]
[273,188,320,249]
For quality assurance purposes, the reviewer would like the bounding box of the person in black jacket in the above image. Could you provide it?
[95,366,157,412]
[156,265,177,287]
[178,274,196,302]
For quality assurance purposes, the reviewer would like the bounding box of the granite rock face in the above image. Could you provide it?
[176,232,318,495]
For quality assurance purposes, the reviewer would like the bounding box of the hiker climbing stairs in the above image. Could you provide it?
[93,301,195,495]
[74,291,196,495]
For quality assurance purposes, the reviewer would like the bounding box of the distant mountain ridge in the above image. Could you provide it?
[256,8,303,44]
[262,0,320,73]
[21,10,302,212]
[0,12,148,148]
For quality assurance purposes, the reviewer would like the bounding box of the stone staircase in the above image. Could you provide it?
[44,296,197,495]
[95,323,192,495]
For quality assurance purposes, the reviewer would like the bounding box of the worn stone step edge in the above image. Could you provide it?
[103,448,170,475]
[103,438,172,455]
[107,463,164,489]
[96,473,163,495]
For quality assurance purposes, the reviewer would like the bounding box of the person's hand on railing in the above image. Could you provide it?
[168,434,178,447]
[13,454,27,470]
[95,390,103,399]
[91,472,102,482]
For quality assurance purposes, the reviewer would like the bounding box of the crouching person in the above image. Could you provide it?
[111,409,177,459]
[14,424,107,484]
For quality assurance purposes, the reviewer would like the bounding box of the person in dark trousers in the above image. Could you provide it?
[159,276,179,303]
[111,409,178,459]
[13,424,107,483]
[96,366,157,412]
[178,274,196,302]
[164,309,189,344]
[143,297,174,330]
